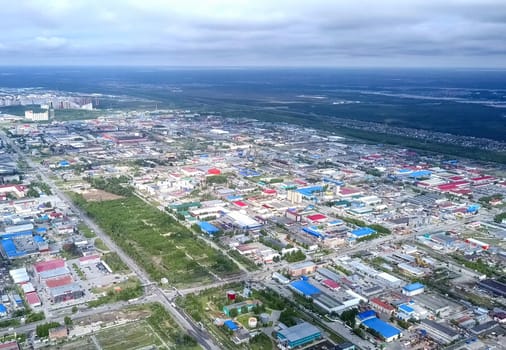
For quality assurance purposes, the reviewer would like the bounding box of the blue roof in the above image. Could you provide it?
[296,186,324,197]
[358,310,376,321]
[224,320,238,331]
[302,227,325,239]
[199,221,219,234]
[399,304,415,313]
[351,227,376,237]
[33,235,45,243]
[323,177,344,186]
[328,219,344,226]
[0,304,6,312]
[362,318,402,339]
[239,168,260,177]
[1,239,26,258]
[403,282,424,292]
[290,280,321,296]
[0,230,33,239]
[409,170,432,178]
[226,195,243,201]
[36,227,47,233]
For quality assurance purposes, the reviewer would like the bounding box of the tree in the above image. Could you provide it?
[229,308,238,318]
[64,316,73,326]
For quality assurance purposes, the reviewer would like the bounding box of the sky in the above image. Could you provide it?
[0,0,505,67]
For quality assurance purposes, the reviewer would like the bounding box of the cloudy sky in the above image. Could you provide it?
[0,0,505,67]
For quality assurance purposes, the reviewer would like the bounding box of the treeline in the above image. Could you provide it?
[85,175,133,196]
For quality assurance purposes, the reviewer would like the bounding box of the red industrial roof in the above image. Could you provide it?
[34,259,65,273]
[307,214,327,222]
[339,187,361,195]
[207,168,221,175]
[322,279,340,290]
[471,176,495,182]
[262,189,277,195]
[25,292,41,306]
[233,200,247,207]
[45,275,73,288]
[370,298,395,311]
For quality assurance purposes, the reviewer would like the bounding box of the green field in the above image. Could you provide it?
[97,321,164,350]
[70,193,240,286]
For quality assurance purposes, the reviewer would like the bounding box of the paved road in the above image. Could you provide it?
[0,131,221,350]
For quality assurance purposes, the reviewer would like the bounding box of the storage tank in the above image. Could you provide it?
[248,317,258,328]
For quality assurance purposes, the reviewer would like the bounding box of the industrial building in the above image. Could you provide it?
[276,322,322,348]
[402,282,425,296]
[477,279,506,298]
[290,280,321,298]
[222,300,262,316]
[420,319,460,344]
[357,310,402,342]
[287,261,317,277]
[49,283,84,303]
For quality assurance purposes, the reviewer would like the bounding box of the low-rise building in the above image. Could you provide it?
[277,322,321,348]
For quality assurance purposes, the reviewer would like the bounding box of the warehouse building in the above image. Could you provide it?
[357,310,402,342]
[477,279,506,298]
[288,261,317,277]
[290,280,321,298]
[49,283,84,304]
[420,319,459,344]
[198,221,220,235]
[277,322,322,348]
[402,282,425,296]
[222,300,262,317]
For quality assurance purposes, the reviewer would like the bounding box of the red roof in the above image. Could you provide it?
[262,189,277,195]
[78,254,100,262]
[233,200,247,207]
[45,275,73,288]
[25,292,41,306]
[370,298,395,311]
[207,168,221,175]
[339,187,361,195]
[294,179,307,185]
[34,259,65,273]
[471,175,495,182]
[307,214,327,222]
[322,279,340,289]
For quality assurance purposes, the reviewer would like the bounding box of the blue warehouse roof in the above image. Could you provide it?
[358,310,376,321]
[403,282,424,292]
[290,280,321,297]
[351,227,376,237]
[362,318,402,339]
[198,221,219,234]
[409,170,432,178]
[399,304,415,314]
[302,227,325,239]
[224,320,238,331]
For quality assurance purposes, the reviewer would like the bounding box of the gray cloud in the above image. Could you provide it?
[0,0,505,66]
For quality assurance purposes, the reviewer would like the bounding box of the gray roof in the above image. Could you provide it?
[421,319,458,337]
[49,282,82,297]
[278,322,320,342]
[39,267,70,280]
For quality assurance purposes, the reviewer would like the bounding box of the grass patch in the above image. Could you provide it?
[70,193,240,287]
[103,252,129,273]
[94,238,109,251]
[79,222,96,238]
[88,278,142,307]
[96,321,163,350]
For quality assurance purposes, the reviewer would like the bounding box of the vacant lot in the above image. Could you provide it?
[71,193,239,286]
[97,321,164,350]
[82,189,124,202]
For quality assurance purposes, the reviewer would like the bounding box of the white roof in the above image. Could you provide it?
[9,268,30,283]
[377,272,401,283]
[226,211,261,228]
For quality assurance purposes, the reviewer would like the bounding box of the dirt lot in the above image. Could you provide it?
[81,189,123,202]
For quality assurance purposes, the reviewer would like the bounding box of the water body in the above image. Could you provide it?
[1,67,505,141]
